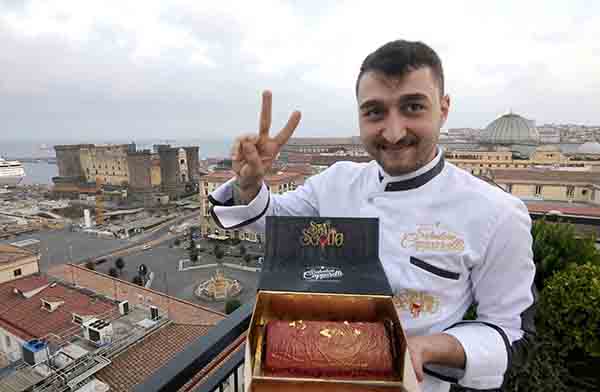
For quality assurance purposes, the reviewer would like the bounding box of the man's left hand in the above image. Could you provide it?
[406,333,466,383]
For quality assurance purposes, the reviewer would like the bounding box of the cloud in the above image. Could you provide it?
[1,0,599,142]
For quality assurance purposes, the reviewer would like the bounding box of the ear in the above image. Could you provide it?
[439,94,450,128]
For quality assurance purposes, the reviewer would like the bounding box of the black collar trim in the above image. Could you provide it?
[380,157,445,192]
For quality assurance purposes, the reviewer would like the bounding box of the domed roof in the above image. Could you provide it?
[481,113,539,145]
[577,142,600,155]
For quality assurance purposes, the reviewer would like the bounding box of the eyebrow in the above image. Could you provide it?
[359,93,430,111]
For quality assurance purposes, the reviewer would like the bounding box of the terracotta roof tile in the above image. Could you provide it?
[491,168,600,185]
[525,202,600,217]
[0,275,117,341]
[96,323,210,392]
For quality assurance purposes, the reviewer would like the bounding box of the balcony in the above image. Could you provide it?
[135,213,600,392]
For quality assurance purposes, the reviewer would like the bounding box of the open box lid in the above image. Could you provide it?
[258,216,393,296]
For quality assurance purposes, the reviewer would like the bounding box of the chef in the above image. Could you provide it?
[209,40,536,392]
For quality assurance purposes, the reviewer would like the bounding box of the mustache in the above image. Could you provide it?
[375,135,418,148]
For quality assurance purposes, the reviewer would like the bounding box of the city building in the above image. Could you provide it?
[53,143,200,205]
[155,145,200,200]
[0,275,117,365]
[199,170,305,242]
[79,143,136,186]
[0,244,40,284]
[488,168,600,204]
[280,136,366,160]
[0,266,225,391]
[479,112,540,146]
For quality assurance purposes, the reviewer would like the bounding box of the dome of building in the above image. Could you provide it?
[481,113,539,145]
[577,142,600,155]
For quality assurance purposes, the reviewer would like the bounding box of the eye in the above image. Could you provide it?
[404,103,426,114]
[363,107,384,121]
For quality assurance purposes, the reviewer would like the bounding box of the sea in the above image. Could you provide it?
[1,139,232,185]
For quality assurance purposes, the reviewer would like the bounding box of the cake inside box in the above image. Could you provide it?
[249,292,406,384]
[263,320,397,380]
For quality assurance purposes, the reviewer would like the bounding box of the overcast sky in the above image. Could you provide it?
[1,0,599,141]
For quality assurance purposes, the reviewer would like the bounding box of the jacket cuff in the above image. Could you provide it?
[208,178,235,206]
[210,182,269,229]
[443,322,509,389]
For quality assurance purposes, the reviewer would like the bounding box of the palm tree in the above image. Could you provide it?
[115,258,125,276]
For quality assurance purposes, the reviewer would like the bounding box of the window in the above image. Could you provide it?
[582,189,588,196]
[13,269,22,277]
[535,185,543,196]
[5,335,11,348]
[566,186,575,198]
[72,314,84,324]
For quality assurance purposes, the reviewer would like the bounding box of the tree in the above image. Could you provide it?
[85,260,96,271]
[190,245,199,262]
[115,258,125,275]
[239,244,246,257]
[131,275,144,286]
[188,238,196,251]
[243,253,252,265]
[225,299,242,315]
[532,219,600,289]
[174,238,181,247]
[108,267,119,278]
[215,247,225,265]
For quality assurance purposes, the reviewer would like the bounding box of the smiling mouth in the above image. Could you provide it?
[380,143,415,151]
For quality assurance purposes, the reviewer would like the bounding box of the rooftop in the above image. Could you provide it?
[0,275,117,341]
[480,113,540,145]
[286,137,360,145]
[96,323,211,392]
[525,201,600,218]
[201,170,304,185]
[0,243,36,264]
[490,168,600,185]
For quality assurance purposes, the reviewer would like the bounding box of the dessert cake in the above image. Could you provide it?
[264,320,395,379]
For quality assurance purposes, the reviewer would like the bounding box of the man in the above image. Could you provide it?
[209,40,535,392]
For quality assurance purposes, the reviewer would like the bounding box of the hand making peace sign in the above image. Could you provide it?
[231,90,301,202]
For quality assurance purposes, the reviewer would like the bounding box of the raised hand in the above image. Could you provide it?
[231,90,301,202]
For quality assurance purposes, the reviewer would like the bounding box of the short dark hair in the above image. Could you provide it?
[356,40,444,97]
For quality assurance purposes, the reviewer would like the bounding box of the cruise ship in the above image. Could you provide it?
[0,157,25,187]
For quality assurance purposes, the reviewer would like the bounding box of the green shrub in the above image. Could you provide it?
[225,299,242,315]
[501,332,568,392]
[538,264,600,359]
[531,220,600,289]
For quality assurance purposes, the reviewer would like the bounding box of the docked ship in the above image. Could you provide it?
[0,157,26,187]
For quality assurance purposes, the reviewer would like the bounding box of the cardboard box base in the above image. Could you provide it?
[244,291,420,392]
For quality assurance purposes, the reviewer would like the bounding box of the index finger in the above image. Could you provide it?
[274,110,301,146]
[259,90,272,141]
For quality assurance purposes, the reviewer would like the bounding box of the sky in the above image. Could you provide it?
[1,0,599,141]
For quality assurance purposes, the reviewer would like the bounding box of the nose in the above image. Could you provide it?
[381,110,407,144]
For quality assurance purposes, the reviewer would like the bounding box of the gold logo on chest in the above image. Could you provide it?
[401,223,464,252]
